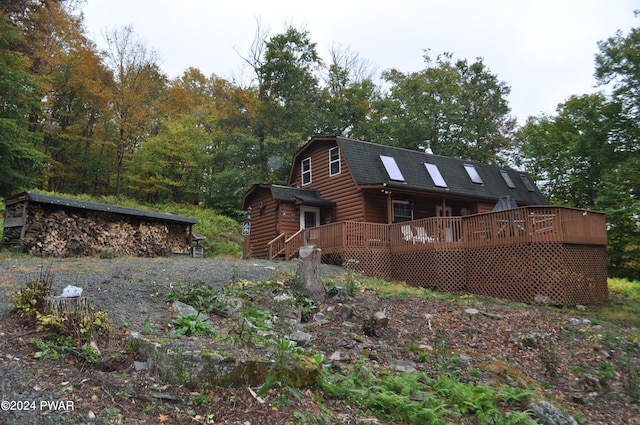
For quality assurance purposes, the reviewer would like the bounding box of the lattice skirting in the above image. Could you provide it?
[319,242,608,305]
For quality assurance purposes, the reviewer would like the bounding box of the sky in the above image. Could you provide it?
[79,0,639,125]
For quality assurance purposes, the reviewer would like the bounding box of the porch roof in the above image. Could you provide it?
[334,137,548,205]
[270,185,335,206]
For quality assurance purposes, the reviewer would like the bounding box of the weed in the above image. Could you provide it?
[30,336,74,360]
[11,267,53,323]
[599,361,615,379]
[171,315,217,337]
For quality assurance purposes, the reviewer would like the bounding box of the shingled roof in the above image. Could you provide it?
[9,192,199,224]
[334,137,547,205]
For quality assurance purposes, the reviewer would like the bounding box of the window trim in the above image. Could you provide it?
[392,200,413,223]
[329,147,341,177]
[301,157,312,186]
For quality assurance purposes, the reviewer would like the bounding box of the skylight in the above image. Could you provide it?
[425,163,447,188]
[380,155,405,181]
[520,174,536,192]
[464,164,483,184]
[500,170,516,189]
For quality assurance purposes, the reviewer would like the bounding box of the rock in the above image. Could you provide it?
[210,295,243,319]
[391,359,417,373]
[329,350,343,362]
[418,344,434,353]
[312,312,329,324]
[172,301,217,329]
[464,308,479,316]
[288,330,313,347]
[373,311,389,328]
[528,401,578,425]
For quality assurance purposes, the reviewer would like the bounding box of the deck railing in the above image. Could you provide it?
[268,206,606,260]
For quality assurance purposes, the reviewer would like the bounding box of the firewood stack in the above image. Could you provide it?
[21,205,189,257]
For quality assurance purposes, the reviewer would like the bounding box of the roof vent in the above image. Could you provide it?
[418,141,433,154]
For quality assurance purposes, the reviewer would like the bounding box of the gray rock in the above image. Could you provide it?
[288,330,313,347]
[171,301,216,329]
[391,359,417,373]
[528,401,578,425]
[210,295,243,318]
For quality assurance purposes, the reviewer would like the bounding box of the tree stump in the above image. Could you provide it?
[297,245,325,303]
[44,296,89,316]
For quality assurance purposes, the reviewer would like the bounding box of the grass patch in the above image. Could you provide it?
[608,277,640,302]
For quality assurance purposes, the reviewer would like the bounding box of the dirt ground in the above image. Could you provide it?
[0,256,639,424]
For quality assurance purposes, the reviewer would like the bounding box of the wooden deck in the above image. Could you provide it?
[267,206,608,305]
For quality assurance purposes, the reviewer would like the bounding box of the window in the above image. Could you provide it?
[424,163,447,188]
[393,201,413,223]
[380,155,405,181]
[301,157,312,185]
[464,164,483,184]
[329,147,341,176]
[500,170,516,188]
[520,174,535,192]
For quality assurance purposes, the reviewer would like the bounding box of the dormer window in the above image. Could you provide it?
[302,157,312,185]
[329,147,341,176]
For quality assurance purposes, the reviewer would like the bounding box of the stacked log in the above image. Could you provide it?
[20,205,189,258]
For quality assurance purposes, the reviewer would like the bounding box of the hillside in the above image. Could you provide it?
[0,256,639,424]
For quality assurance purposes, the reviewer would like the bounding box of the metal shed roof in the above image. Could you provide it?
[7,192,199,225]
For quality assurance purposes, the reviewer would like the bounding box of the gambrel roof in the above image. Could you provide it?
[327,137,547,205]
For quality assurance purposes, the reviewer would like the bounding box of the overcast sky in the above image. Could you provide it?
[80,0,639,125]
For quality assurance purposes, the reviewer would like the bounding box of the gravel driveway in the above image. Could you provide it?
[0,256,342,331]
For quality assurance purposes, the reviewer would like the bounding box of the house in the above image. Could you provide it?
[241,136,608,305]
[2,192,199,257]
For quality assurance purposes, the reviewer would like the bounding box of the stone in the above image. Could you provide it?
[391,359,417,373]
[172,301,217,329]
[528,401,578,425]
[464,308,479,316]
[288,330,313,347]
[210,295,243,319]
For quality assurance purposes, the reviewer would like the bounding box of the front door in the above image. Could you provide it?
[299,206,320,229]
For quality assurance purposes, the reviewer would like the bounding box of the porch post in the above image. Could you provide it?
[386,190,392,224]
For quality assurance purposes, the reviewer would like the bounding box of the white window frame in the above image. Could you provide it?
[392,200,413,223]
[464,164,483,184]
[380,155,405,181]
[301,157,312,186]
[329,147,341,176]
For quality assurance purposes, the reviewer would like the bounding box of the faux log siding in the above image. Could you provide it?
[290,141,365,223]
[363,193,388,223]
[244,190,279,259]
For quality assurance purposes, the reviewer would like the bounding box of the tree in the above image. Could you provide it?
[516,94,619,207]
[316,45,379,139]
[253,26,323,181]
[378,51,515,163]
[0,10,44,196]
[103,25,166,199]
[127,117,203,204]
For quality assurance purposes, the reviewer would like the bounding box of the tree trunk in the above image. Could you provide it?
[297,245,325,303]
